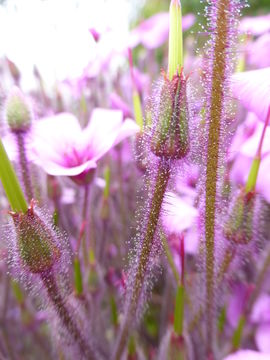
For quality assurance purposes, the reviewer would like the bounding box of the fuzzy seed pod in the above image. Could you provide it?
[224,189,255,245]
[150,71,189,160]
[10,201,61,274]
[5,87,32,133]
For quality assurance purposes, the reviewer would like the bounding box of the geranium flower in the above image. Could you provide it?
[239,14,270,36]
[231,67,270,123]
[223,350,270,360]
[251,294,270,353]
[29,108,139,184]
[162,191,199,255]
[230,112,270,202]
[246,33,270,69]
[129,12,195,50]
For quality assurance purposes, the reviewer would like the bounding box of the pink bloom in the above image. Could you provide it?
[223,350,270,360]
[230,112,270,202]
[129,12,195,49]
[109,93,132,119]
[162,191,198,254]
[239,14,270,36]
[231,67,270,123]
[247,33,270,69]
[30,108,139,184]
[251,295,270,353]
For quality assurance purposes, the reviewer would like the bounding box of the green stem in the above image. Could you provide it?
[161,232,180,284]
[0,138,28,212]
[113,159,171,360]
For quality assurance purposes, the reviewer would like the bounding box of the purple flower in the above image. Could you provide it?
[223,350,270,360]
[239,14,270,36]
[162,191,199,254]
[30,109,139,184]
[251,294,270,354]
[129,12,195,49]
[230,112,270,202]
[246,33,270,69]
[231,67,270,123]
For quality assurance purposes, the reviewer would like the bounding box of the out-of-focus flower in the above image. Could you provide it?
[239,14,270,36]
[223,350,270,360]
[230,112,270,202]
[129,12,195,50]
[30,109,139,184]
[246,33,270,69]
[251,294,270,353]
[231,67,270,123]
[162,191,198,254]
[109,93,133,119]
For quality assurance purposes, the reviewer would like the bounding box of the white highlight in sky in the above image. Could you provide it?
[0,0,133,90]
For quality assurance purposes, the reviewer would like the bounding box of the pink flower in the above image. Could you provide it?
[239,14,270,36]
[162,191,198,254]
[251,294,270,354]
[30,108,139,184]
[223,350,270,360]
[230,112,270,202]
[231,67,270,123]
[129,12,195,49]
[247,33,270,69]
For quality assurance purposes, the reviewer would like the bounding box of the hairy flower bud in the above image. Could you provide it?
[150,71,189,160]
[5,87,32,133]
[224,189,255,245]
[10,201,60,273]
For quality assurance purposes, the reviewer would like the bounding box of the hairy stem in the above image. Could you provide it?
[16,133,33,202]
[41,271,97,360]
[205,0,229,352]
[113,158,171,360]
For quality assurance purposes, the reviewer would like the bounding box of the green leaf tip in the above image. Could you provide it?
[0,138,28,213]
[168,0,183,80]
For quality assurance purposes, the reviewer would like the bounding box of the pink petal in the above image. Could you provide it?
[223,350,270,360]
[31,113,83,161]
[36,158,97,177]
[129,13,195,49]
[256,155,270,203]
[83,108,139,160]
[251,295,270,323]
[162,192,198,233]
[239,14,270,36]
[255,325,270,354]
[231,68,270,122]
[247,33,270,69]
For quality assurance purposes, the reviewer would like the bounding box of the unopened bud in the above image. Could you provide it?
[10,202,60,273]
[224,189,255,245]
[151,71,189,159]
[5,87,32,133]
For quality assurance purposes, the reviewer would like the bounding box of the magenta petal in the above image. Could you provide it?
[36,159,97,177]
[239,120,270,158]
[251,295,270,323]
[129,12,169,49]
[83,108,139,160]
[129,12,195,49]
[162,192,198,233]
[239,14,270,36]
[247,34,270,69]
[223,350,270,360]
[255,324,270,354]
[230,154,252,186]
[110,93,132,118]
[113,118,140,145]
[231,68,270,122]
[256,156,270,203]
